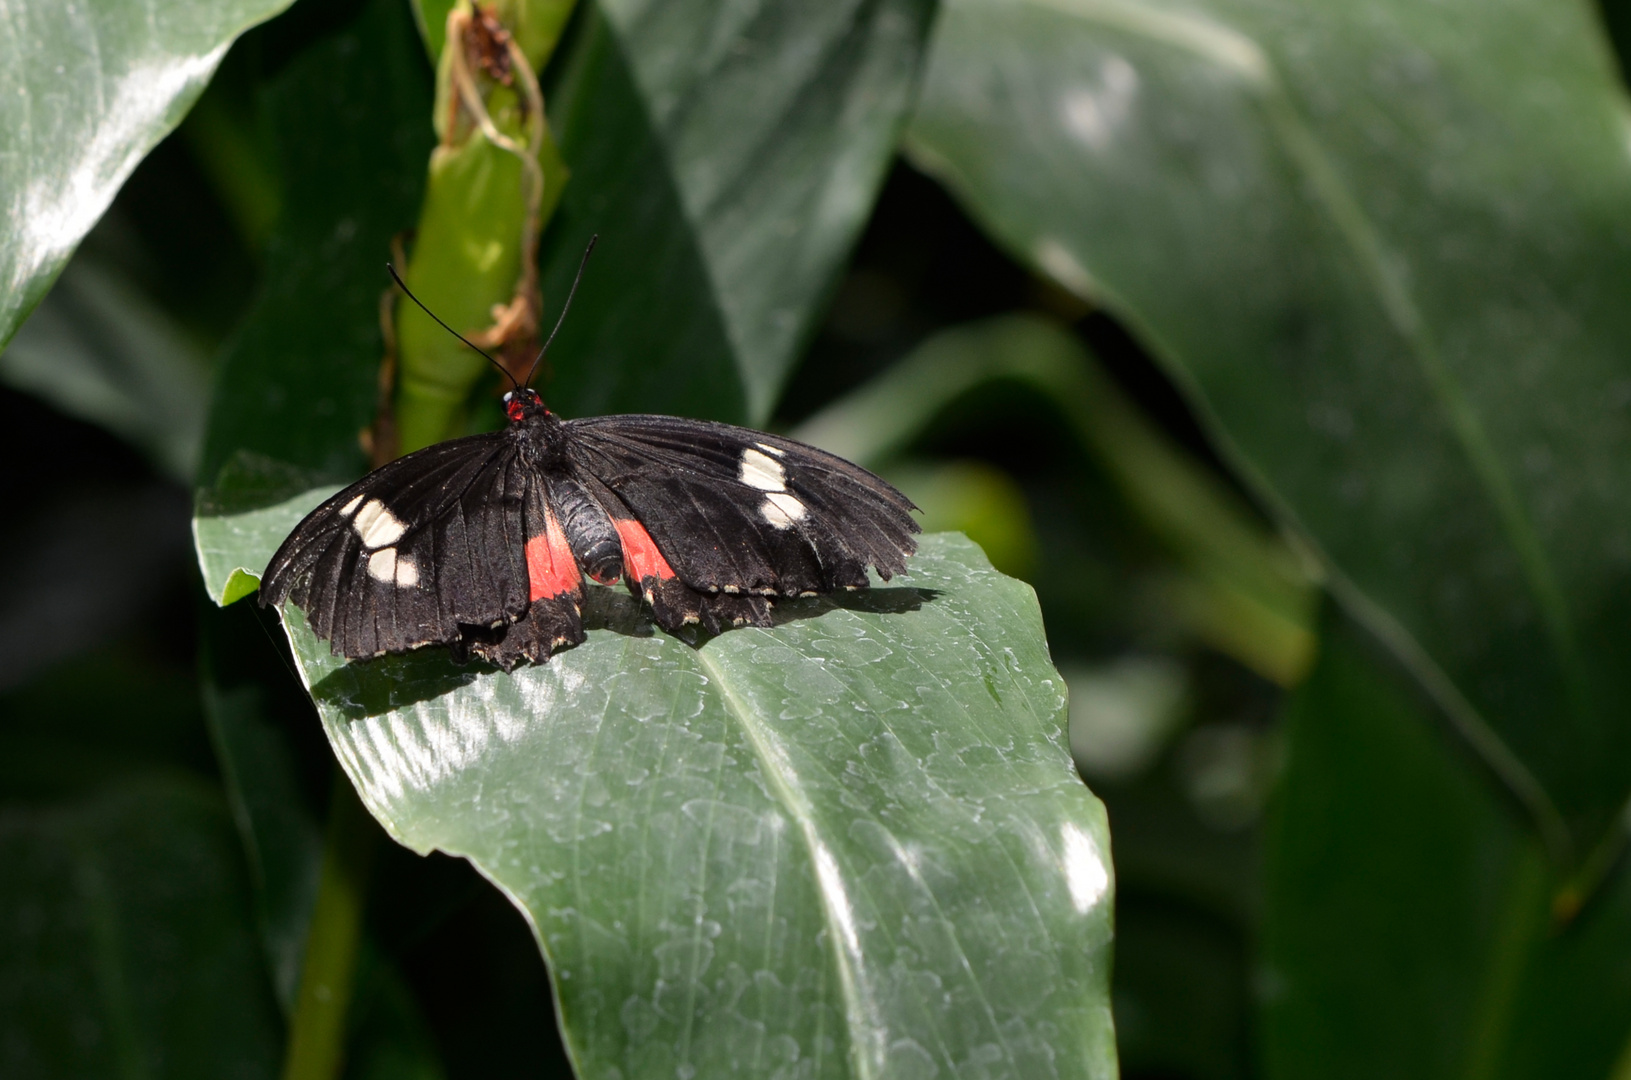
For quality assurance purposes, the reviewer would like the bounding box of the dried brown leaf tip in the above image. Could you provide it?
[466,4,515,87]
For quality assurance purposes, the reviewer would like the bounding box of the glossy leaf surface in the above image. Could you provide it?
[535,0,935,424]
[0,0,294,350]
[246,532,1116,1080]
[909,0,1631,849]
[1263,613,1631,1079]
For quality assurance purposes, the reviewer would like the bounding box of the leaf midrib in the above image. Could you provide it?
[691,636,885,1080]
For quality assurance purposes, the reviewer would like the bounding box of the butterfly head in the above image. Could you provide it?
[502,387,546,423]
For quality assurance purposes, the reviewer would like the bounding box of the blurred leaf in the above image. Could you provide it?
[1,481,193,691]
[259,532,1115,1080]
[0,0,296,351]
[0,646,214,799]
[1063,655,1190,782]
[883,459,1039,580]
[0,776,283,1079]
[795,315,1316,687]
[1,251,209,481]
[535,0,935,425]
[909,0,1631,852]
[344,948,449,1080]
[1115,903,1251,1080]
[1263,612,1631,1079]
[196,0,435,494]
[201,602,326,1012]
[182,87,282,252]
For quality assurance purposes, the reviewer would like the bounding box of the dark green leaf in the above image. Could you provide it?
[1263,612,1631,1078]
[196,0,434,493]
[0,249,209,481]
[536,0,935,424]
[908,0,1631,850]
[202,602,326,1012]
[0,777,283,1079]
[0,0,295,350]
[271,533,1115,1080]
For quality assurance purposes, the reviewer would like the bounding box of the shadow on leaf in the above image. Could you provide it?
[309,584,936,718]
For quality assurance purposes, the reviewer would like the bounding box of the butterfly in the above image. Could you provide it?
[258,246,919,669]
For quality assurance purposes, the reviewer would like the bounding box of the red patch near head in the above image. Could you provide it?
[526,509,580,601]
[614,518,676,582]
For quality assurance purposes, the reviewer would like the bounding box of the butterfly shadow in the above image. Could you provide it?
[307,587,654,720]
[309,585,939,719]
[660,585,940,650]
[309,650,484,722]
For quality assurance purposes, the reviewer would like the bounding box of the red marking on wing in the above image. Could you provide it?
[614,518,677,582]
[526,509,581,601]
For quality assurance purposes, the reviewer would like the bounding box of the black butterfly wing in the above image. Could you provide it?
[564,415,919,628]
[457,471,587,669]
[259,433,552,662]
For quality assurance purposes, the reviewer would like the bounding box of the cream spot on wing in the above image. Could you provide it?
[339,494,364,517]
[760,492,806,529]
[755,441,786,458]
[767,491,805,521]
[395,556,420,588]
[354,499,406,548]
[367,547,398,583]
[740,448,786,491]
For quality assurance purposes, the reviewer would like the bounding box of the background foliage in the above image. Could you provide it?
[6,0,1631,1077]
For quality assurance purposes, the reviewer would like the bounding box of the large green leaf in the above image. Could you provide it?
[534,0,935,424]
[0,0,295,351]
[1263,612,1631,1078]
[908,0,1631,851]
[0,777,284,1079]
[246,531,1115,1080]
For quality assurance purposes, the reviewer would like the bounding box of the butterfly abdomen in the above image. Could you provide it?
[551,476,623,585]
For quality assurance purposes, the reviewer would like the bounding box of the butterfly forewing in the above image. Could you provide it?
[261,433,532,659]
[565,415,918,598]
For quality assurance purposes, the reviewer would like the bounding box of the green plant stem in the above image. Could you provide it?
[280,772,377,1080]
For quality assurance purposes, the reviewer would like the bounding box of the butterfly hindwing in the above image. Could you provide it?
[574,472,774,634]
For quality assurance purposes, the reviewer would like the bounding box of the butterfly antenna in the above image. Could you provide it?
[525,234,598,387]
[386,263,519,392]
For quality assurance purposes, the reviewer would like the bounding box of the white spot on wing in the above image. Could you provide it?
[367,547,398,583]
[354,499,406,548]
[1061,822,1110,912]
[339,495,363,517]
[739,448,786,491]
[754,441,786,458]
[761,492,805,529]
[395,556,420,588]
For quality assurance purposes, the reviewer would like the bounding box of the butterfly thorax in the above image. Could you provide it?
[507,395,569,470]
